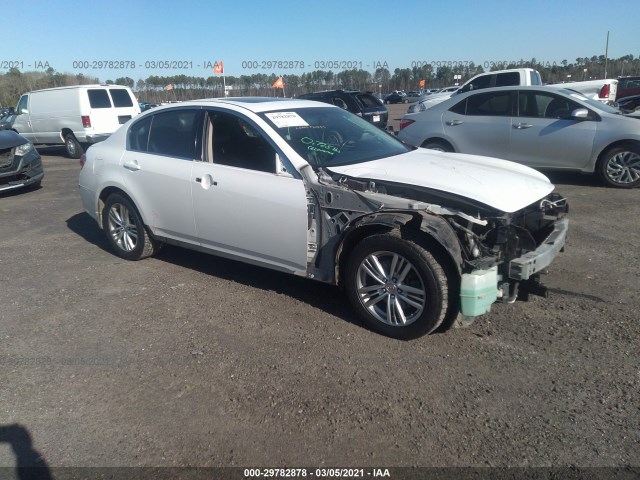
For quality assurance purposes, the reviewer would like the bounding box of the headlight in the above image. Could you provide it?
[15,142,34,156]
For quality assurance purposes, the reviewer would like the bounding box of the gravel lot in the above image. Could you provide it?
[1,133,639,476]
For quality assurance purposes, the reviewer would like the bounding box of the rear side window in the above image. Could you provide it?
[148,109,201,159]
[109,89,134,107]
[128,115,152,152]
[495,72,520,87]
[530,71,542,86]
[88,89,112,108]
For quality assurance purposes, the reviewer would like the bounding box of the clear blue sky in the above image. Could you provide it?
[4,0,639,81]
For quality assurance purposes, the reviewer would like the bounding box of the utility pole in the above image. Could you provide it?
[604,31,609,78]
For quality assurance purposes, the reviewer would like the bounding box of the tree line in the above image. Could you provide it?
[1,54,638,107]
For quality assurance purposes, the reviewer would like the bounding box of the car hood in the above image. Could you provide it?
[0,130,28,149]
[327,149,554,213]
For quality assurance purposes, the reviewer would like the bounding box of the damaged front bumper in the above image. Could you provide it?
[460,213,569,318]
[509,217,569,281]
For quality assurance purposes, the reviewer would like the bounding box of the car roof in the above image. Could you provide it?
[446,85,580,97]
[148,97,339,113]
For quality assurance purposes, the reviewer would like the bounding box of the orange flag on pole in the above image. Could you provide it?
[272,77,284,88]
[213,61,224,74]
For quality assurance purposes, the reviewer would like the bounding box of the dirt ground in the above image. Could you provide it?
[1,139,639,477]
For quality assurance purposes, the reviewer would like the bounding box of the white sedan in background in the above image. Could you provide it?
[398,86,640,188]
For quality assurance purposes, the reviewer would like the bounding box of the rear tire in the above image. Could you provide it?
[422,140,453,152]
[65,134,84,159]
[345,231,449,340]
[102,193,159,260]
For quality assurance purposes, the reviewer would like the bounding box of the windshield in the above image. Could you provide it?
[260,107,410,167]
[565,89,621,114]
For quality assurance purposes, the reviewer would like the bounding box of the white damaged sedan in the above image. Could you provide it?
[79,98,568,339]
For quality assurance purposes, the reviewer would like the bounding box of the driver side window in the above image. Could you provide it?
[205,111,277,173]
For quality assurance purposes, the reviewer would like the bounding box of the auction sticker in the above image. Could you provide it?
[265,112,309,128]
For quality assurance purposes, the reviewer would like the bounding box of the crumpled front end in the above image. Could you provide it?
[452,192,569,316]
[0,140,44,193]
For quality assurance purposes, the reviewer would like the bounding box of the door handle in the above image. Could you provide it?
[195,175,217,188]
[446,120,463,126]
[123,161,141,171]
[513,123,533,129]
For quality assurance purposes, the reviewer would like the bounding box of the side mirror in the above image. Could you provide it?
[570,108,589,120]
[18,108,28,115]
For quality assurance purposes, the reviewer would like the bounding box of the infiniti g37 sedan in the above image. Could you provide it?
[398,86,640,188]
[78,98,568,339]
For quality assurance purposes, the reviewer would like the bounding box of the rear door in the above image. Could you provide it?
[119,108,203,243]
[441,90,514,157]
[86,87,139,135]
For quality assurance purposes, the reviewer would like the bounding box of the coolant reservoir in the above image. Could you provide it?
[460,267,498,317]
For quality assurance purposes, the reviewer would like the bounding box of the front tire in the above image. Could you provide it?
[345,231,449,340]
[102,193,159,260]
[597,145,640,188]
[65,134,84,159]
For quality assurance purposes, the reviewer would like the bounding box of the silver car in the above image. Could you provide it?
[79,98,568,339]
[398,86,640,188]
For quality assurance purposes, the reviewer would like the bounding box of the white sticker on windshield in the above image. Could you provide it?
[265,112,309,128]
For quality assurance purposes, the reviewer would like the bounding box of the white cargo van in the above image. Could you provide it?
[13,85,140,158]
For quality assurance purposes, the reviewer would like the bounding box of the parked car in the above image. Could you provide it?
[384,92,408,104]
[0,130,44,193]
[140,102,159,112]
[398,85,640,188]
[408,69,542,114]
[12,85,140,159]
[617,95,640,117]
[79,97,568,339]
[0,113,16,130]
[297,90,388,129]
[616,76,640,100]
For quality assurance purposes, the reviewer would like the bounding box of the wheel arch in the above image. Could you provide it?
[60,128,74,142]
[594,139,640,170]
[420,137,455,151]
[97,186,148,230]
[336,211,463,288]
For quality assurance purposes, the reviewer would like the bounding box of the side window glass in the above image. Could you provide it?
[465,92,512,116]
[518,92,547,117]
[148,109,201,159]
[206,111,277,173]
[16,95,28,114]
[109,89,134,107]
[128,115,152,152]
[88,89,112,108]
[465,74,492,92]
[448,98,467,115]
[332,97,348,110]
[495,72,520,87]
[542,95,580,119]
